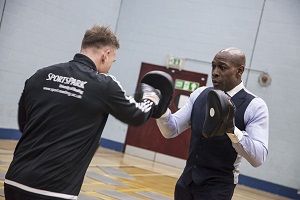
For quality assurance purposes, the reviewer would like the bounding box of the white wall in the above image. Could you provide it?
[0,0,299,191]
[239,0,300,189]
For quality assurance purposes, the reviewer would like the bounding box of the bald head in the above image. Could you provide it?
[217,47,246,68]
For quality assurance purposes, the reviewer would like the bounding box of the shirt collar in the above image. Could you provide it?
[226,81,244,97]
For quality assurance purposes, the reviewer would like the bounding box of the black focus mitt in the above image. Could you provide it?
[136,71,174,118]
[202,89,235,138]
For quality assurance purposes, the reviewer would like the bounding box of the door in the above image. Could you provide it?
[124,62,208,159]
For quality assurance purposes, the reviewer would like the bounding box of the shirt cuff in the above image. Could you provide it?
[226,127,243,143]
[160,109,170,118]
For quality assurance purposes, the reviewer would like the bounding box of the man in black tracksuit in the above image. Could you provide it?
[4,25,161,200]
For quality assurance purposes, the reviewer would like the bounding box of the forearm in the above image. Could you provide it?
[156,108,191,138]
[104,80,156,126]
[228,128,268,167]
[109,97,153,126]
[227,97,269,167]
[156,109,179,138]
[156,87,204,139]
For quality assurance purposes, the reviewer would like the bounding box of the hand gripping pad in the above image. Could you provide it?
[140,71,174,118]
[202,89,231,138]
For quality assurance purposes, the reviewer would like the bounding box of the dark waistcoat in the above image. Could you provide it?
[180,87,255,186]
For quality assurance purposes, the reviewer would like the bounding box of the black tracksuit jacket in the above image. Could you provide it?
[5,54,153,198]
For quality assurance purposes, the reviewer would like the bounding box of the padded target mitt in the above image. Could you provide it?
[202,89,233,138]
[139,71,174,118]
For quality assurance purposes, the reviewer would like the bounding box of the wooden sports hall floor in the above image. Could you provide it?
[0,140,291,200]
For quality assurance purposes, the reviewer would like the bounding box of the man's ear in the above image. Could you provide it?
[102,50,110,61]
[237,65,244,76]
[100,51,108,62]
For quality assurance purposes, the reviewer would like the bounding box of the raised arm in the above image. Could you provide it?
[227,97,269,167]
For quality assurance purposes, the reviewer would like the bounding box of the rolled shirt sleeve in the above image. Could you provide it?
[156,87,206,138]
[229,97,269,167]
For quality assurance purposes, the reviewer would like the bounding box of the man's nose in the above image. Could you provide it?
[212,68,220,77]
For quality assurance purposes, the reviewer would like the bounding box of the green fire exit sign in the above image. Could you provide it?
[175,79,199,92]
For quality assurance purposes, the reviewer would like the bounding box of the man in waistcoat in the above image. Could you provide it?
[156,47,269,200]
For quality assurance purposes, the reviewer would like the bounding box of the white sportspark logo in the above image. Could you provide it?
[46,73,87,89]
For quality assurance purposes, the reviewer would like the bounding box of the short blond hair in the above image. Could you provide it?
[81,25,120,50]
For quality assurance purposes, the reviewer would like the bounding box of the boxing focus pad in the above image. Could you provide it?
[202,90,235,138]
[136,71,174,118]
[134,83,161,105]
